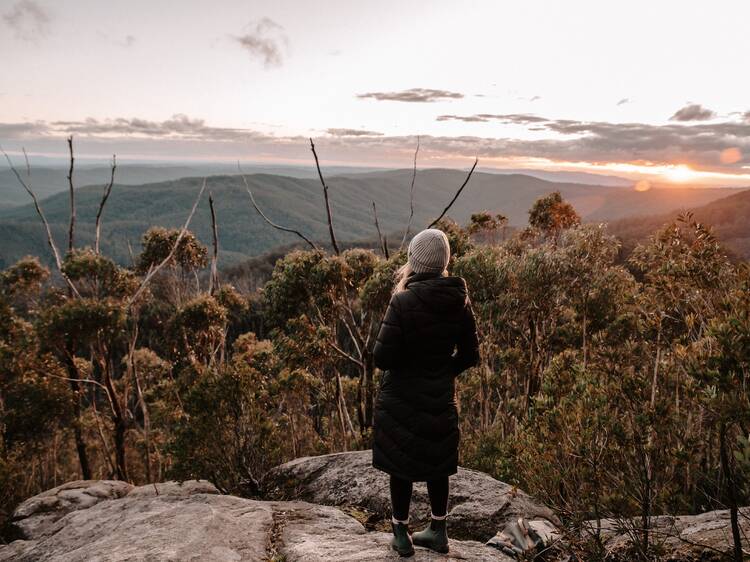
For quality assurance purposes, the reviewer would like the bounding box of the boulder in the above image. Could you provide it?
[11,480,134,540]
[589,508,750,561]
[1,479,515,562]
[274,501,514,561]
[263,449,559,541]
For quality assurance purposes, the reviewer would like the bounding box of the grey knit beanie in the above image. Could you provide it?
[408,229,450,274]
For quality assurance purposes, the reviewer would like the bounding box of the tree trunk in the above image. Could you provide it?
[102,364,129,481]
[719,421,743,562]
[363,353,374,430]
[64,351,92,480]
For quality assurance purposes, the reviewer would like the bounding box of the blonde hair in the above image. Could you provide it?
[392,262,447,294]
[393,262,414,294]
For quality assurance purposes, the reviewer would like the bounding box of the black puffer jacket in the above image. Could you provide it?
[372,272,480,482]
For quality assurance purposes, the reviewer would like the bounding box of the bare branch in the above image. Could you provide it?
[400,136,419,249]
[208,190,219,294]
[310,138,340,254]
[127,178,207,307]
[95,155,117,255]
[239,164,319,251]
[67,136,76,253]
[126,239,136,268]
[427,157,478,229]
[1,145,81,297]
[371,201,389,259]
[328,340,365,368]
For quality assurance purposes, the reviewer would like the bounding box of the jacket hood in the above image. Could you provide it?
[405,273,467,311]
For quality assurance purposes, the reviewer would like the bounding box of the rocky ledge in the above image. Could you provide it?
[263,450,559,542]
[0,478,517,561]
[3,448,557,562]
[2,450,745,561]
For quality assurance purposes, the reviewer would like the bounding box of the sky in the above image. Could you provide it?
[2,0,750,186]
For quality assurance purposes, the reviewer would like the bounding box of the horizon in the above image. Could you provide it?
[2,0,750,188]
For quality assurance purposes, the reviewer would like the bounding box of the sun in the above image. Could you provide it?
[664,164,696,183]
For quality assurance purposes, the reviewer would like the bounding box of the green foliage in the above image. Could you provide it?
[528,191,581,236]
[1,256,49,296]
[168,334,320,495]
[137,227,208,273]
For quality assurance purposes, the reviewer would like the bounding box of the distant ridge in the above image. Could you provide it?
[609,187,750,260]
[0,170,742,268]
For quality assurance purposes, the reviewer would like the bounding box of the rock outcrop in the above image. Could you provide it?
[263,449,559,542]
[591,508,750,561]
[1,479,516,561]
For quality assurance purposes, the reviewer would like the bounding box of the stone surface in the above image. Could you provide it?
[263,449,559,541]
[589,508,750,561]
[1,479,514,562]
[276,501,514,561]
[11,480,134,540]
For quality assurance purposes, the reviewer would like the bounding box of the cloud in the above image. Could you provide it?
[529,96,541,102]
[2,0,50,41]
[234,18,288,68]
[616,98,631,106]
[4,112,750,174]
[326,128,383,137]
[431,112,750,170]
[670,103,716,122]
[356,88,463,103]
[46,114,272,143]
[437,113,548,124]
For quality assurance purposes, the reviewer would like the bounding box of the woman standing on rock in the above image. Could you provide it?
[372,228,480,557]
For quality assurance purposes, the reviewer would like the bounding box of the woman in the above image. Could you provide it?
[372,228,480,557]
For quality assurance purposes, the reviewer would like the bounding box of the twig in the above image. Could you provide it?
[94,155,117,255]
[43,371,109,393]
[67,136,76,253]
[329,340,365,368]
[127,178,207,307]
[400,136,419,249]
[126,239,136,268]
[208,191,219,294]
[239,163,318,251]
[428,157,478,229]
[310,138,340,254]
[1,145,81,297]
[371,201,389,259]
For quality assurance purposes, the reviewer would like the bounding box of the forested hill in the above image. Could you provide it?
[0,168,742,267]
[609,187,750,260]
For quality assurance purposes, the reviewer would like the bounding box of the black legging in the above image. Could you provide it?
[390,475,449,521]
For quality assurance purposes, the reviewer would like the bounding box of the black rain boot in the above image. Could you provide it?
[412,518,449,554]
[390,521,415,557]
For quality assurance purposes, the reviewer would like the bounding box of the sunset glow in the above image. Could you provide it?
[0,0,749,187]
[663,164,697,183]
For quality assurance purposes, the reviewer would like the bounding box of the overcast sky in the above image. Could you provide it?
[2,0,750,185]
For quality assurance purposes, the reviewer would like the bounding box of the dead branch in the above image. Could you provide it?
[427,157,478,229]
[67,136,76,253]
[1,145,81,297]
[239,164,319,251]
[94,155,117,255]
[329,340,365,369]
[208,190,219,294]
[126,239,136,268]
[400,136,420,249]
[309,138,340,254]
[371,201,389,259]
[127,178,207,307]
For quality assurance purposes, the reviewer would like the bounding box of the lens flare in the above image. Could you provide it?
[720,147,742,164]
[634,180,651,192]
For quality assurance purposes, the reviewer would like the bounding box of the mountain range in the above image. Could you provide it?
[0,168,746,268]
